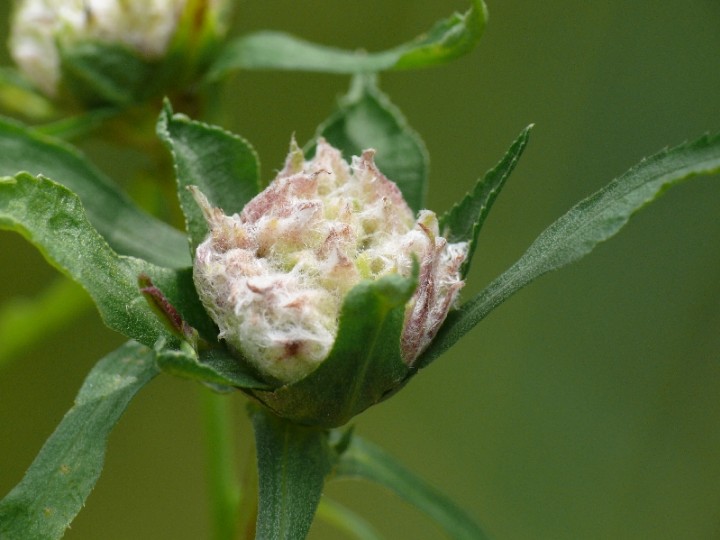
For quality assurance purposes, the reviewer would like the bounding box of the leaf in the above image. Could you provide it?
[248,269,417,428]
[314,74,428,213]
[199,388,242,540]
[208,0,487,78]
[157,100,261,252]
[335,435,490,540]
[420,132,720,367]
[0,341,159,540]
[0,116,189,268]
[0,277,92,370]
[441,125,533,278]
[250,407,335,540]
[0,172,207,348]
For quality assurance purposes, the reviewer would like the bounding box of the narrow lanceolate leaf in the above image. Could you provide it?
[0,341,159,540]
[421,132,720,366]
[208,0,487,78]
[335,435,490,540]
[249,270,417,428]
[0,116,189,268]
[0,173,207,347]
[314,74,428,213]
[441,125,533,278]
[157,100,261,252]
[251,407,334,540]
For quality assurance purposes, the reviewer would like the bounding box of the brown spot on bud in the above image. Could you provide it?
[283,340,303,358]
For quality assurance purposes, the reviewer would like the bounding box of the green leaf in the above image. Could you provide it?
[250,407,334,540]
[316,497,384,540]
[154,339,269,390]
[335,435,490,540]
[0,277,92,370]
[199,388,242,540]
[208,0,487,78]
[0,172,203,348]
[0,116,189,268]
[248,269,417,428]
[0,341,159,540]
[314,74,428,213]
[421,132,720,367]
[441,125,532,278]
[157,101,261,252]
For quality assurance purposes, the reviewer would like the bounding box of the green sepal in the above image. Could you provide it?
[248,265,418,428]
[0,341,159,540]
[250,406,336,540]
[334,435,490,540]
[441,125,533,278]
[157,100,261,253]
[208,0,487,78]
[0,115,189,268]
[313,74,428,213]
[420,131,720,368]
[154,338,270,390]
[59,41,158,107]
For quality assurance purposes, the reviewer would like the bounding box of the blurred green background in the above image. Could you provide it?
[1,1,719,538]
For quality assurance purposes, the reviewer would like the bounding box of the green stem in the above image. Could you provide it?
[200,387,240,540]
[236,437,259,539]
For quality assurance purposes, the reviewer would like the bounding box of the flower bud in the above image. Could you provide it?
[9,0,230,103]
[193,140,467,386]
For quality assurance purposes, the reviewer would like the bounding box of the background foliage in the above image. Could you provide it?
[1,1,719,538]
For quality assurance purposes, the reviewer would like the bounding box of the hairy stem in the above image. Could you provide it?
[200,388,241,540]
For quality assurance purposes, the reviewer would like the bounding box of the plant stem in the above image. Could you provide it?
[236,434,259,539]
[200,387,240,540]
